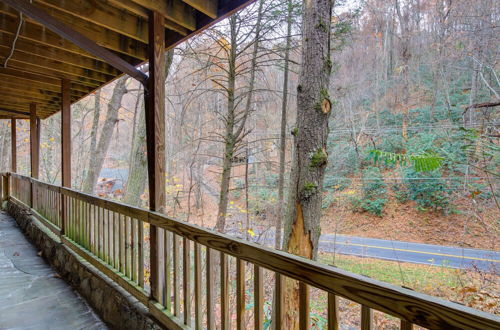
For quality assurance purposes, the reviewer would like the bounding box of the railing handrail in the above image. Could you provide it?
[4,172,500,329]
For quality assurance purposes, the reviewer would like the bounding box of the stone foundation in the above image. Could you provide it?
[6,199,163,330]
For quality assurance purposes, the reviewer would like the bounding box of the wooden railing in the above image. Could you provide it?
[2,173,499,330]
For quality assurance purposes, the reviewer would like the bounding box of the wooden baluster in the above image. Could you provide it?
[236,258,245,330]
[138,220,144,288]
[125,216,131,278]
[183,238,191,326]
[328,293,339,330]
[400,320,413,330]
[221,253,229,330]
[275,274,284,330]
[114,212,120,269]
[361,305,373,330]
[206,248,215,330]
[120,214,125,273]
[108,210,112,265]
[131,218,137,283]
[254,265,263,330]
[194,243,202,330]
[299,282,310,329]
[173,234,180,316]
[164,230,171,310]
[98,206,102,256]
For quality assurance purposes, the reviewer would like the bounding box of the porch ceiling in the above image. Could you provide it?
[0,0,253,119]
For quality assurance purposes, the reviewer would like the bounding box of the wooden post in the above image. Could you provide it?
[29,103,40,208]
[61,79,71,188]
[11,119,16,172]
[30,103,40,179]
[61,79,71,236]
[145,10,166,302]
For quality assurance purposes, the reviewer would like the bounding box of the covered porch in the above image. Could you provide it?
[0,0,499,329]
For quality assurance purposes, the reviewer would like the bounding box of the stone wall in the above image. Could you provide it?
[7,200,163,330]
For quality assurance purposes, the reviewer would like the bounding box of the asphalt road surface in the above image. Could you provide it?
[318,234,499,271]
[252,230,499,271]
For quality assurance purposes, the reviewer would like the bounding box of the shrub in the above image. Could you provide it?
[403,168,451,213]
[350,167,387,216]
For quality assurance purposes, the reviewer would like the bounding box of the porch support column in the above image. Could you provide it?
[11,119,16,172]
[30,103,40,179]
[61,79,71,236]
[61,79,71,188]
[145,10,166,302]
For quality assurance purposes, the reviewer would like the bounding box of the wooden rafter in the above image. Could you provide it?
[129,0,196,30]
[2,0,148,84]
[0,35,120,75]
[183,0,218,19]
[106,0,188,36]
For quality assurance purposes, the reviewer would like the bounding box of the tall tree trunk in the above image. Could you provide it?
[81,78,127,194]
[82,91,101,192]
[215,1,264,232]
[281,0,334,328]
[277,0,293,250]
[124,50,174,206]
[395,0,411,141]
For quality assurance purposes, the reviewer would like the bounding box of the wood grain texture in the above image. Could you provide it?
[145,10,166,303]
[254,264,263,330]
[236,258,245,330]
[328,293,339,330]
[10,119,16,172]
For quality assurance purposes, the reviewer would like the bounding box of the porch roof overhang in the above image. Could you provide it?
[0,0,253,119]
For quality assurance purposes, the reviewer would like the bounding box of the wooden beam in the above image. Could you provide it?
[129,0,196,30]
[61,79,71,188]
[183,0,218,19]
[2,0,148,84]
[11,118,16,171]
[145,10,166,303]
[30,103,40,179]
[106,0,189,36]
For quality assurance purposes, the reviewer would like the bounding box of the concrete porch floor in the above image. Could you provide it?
[0,211,107,330]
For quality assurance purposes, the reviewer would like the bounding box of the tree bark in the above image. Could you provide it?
[276,0,293,250]
[281,0,334,328]
[81,78,127,194]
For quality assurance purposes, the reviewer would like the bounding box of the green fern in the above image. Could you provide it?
[369,149,444,172]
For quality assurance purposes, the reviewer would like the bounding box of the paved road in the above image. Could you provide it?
[252,230,499,271]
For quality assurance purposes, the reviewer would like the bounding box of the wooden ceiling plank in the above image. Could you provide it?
[0,77,88,97]
[0,3,148,62]
[34,0,150,43]
[0,94,60,107]
[4,60,104,88]
[0,109,30,118]
[0,36,120,76]
[2,0,148,84]
[183,0,218,19]
[0,81,85,98]
[106,0,189,36]
[0,96,60,108]
[0,68,94,94]
[129,0,196,30]
[0,48,115,83]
